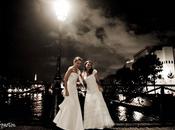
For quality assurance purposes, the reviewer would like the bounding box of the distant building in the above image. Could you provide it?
[132,46,175,94]
[155,47,175,85]
[133,46,175,85]
[34,73,37,81]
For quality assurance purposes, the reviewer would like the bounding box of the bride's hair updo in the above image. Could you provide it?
[73,56,83,63]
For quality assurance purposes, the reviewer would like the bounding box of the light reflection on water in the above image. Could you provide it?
[1,92,44,121]
[30,93,43,119]
[133,111,144,121]
[116,105,159,122]
[117,106,127,121]
[1,92,161,122]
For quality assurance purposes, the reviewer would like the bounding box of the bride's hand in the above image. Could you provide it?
[98,85,103,92]
[65,90,69,96]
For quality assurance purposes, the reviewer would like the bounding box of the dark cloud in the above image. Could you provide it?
[95,27,106,43]
[1,0,174,81]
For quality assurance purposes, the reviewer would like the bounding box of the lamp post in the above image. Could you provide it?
[52,0,71,117]
[53,0,71,81]
[53,0,71,22]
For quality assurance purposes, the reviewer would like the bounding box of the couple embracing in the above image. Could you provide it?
[53,56,114,130]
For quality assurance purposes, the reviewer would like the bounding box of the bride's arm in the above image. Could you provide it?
[94,71,103,92]
[63,67,73,96]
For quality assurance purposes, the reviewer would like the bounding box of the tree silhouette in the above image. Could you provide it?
[132,53,163,85]
[115,53,163,101]
[115,66,135,94]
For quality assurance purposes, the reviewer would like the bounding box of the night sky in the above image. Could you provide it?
[1,0,175,81]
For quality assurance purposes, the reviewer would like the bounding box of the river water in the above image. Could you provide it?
[0,91,174,124]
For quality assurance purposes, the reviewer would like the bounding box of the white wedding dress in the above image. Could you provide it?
[84,69,115,129]
[53,71,84,130]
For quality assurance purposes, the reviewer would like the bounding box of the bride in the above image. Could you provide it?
[82,60,115,129]
[53,56,84,130]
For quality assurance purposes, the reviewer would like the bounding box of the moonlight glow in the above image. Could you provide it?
[53,0,71,21]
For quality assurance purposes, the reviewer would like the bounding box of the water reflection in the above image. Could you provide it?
[0,91,44,122]
[2,90,174,123]
[133,111,144,121]
[31,93,43,119]
[115,104,161,122]
[117,106,127,121]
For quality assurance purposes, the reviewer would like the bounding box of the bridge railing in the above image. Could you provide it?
[102,83,175,95]
[101,83,175,126]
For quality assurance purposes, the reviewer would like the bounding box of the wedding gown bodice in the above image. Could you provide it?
[67,72,79,84]
[67,71,80,95]
[84,69,99,93]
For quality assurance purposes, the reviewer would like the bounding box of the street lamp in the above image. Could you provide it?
[53,0,71,22]
[52,0,71,80]
[52,0,71,117]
